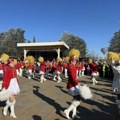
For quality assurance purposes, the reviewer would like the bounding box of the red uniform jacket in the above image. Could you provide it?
[45,62,51,71]
[2,63,22,89]
[32,64,37,71]
[75,62,79,70]
[67,63,79,89]
[91,62,97,73]
[26,65,32,70]
[78,63,82,71]
[81,63,84,70]
[57,62,62,72]
[16,61,25,72]
[40,62,45,72]
[63,62,68,69]
[51,62,57,73]
[0,63,7,70]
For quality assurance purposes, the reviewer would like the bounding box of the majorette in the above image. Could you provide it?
[2,58,25,118]
[38,56,46,83]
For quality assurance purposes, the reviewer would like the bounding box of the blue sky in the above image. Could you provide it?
[0,0,120,56]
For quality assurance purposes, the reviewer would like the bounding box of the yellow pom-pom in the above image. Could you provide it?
[57,57,62,62]
[1,53,9,63]
[108,52,120,60]
[68,48,80,59]
[64,56,69,62]
[38,56,44,62]
[25,56,35,65]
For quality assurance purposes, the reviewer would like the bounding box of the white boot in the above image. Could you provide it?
[65,69,68,78]
[95,79,98,84]
[43,78,47,82]
[57,75,62,83]
[92,77,96,85]
[53,75,57,81]
[79,71,82,77]
[43,75,47,82]
[93,77,97,84]
[19,68,23,76]
[3,100,13,116]
[32,73,35,78]
[72,101,80,119]
[40,75,44,83]
[63,101,76,119]
[10,100,17,118]
[82,71,84,76]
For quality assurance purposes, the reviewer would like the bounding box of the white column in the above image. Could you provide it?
[56,48,60,58]
[24,49,29,60]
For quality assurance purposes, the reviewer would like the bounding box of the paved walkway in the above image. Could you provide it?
[0,74,120,120]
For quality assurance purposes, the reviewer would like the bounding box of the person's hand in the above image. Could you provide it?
[25,60,28,63]
[0,58,2,61]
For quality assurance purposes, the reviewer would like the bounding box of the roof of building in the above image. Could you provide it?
[17,41,69,51]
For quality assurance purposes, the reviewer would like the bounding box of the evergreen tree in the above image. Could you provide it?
[59,32,87,58]
[33,36,36,42]
[0,28,25,57]
[27,40,31,43]
[108,30,120,53]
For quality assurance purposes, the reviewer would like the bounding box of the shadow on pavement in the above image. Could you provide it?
[55,85,68,95]
[33,115,42,120]
[33,86,65,119]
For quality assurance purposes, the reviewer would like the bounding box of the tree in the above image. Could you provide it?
[27,40,31,43]
[33,36,36,42]
[0,28,26,57]
[59,32,87,58]
[108,30,120,53]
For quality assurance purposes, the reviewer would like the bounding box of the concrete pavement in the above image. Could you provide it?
[0,74,119,120]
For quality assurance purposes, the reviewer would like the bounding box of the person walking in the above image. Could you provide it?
[2,58,25,118]
[62,55,81,119]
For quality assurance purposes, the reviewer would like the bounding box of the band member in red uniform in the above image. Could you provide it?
[62,56,81,119]
[16,59,24,77]
[77,61,82,77]
[26,64,33,79]
[81,60,85,76]
[45,60,51,78]
[2,59,25,118]
[32,63,37,78]
[51,59,57,81]
[63,61,68,78]
[75,60,79,78]
[91,60,98,85]
[56,58,63,83]
[25,56,35,79]
[63,56,69,78]
[38,57,46,83]
[0,60,7,90]
[0,54,9,90]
